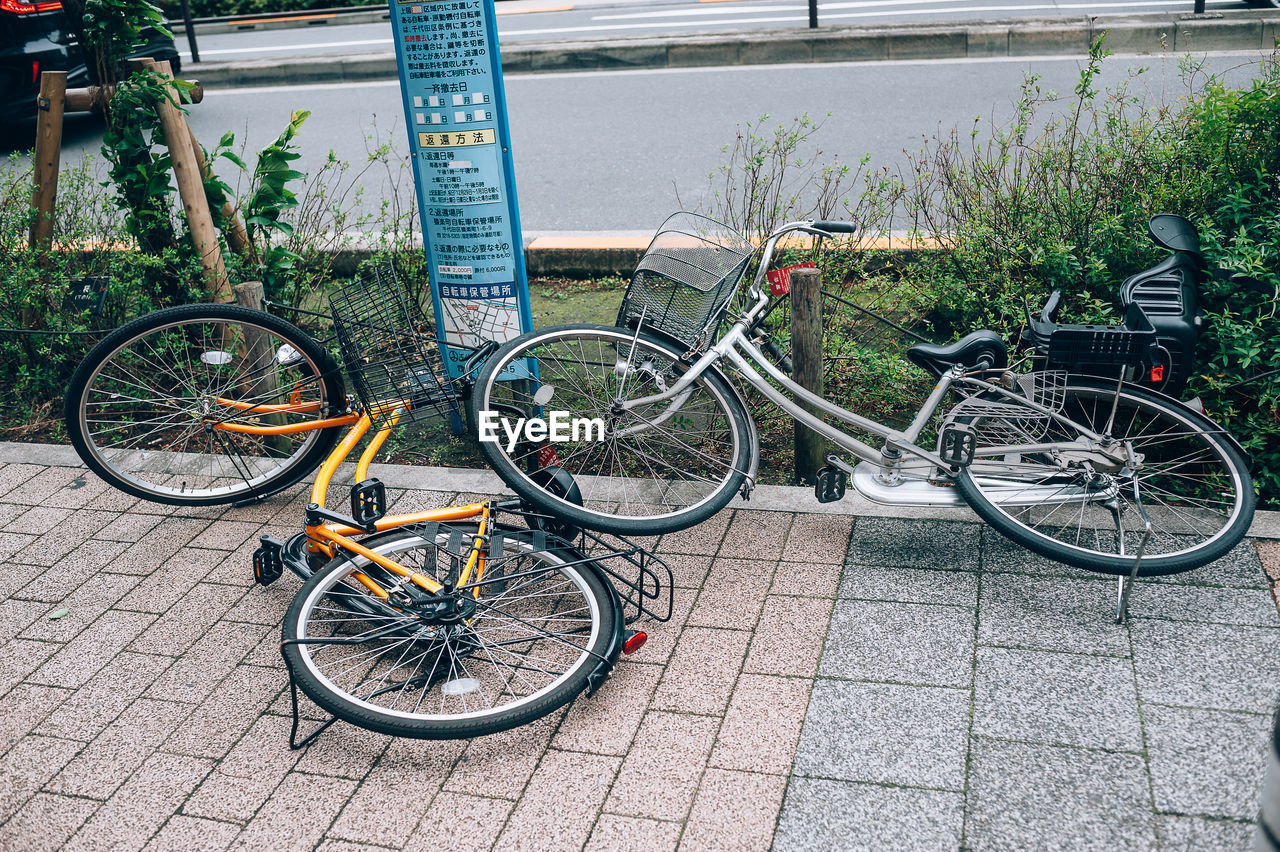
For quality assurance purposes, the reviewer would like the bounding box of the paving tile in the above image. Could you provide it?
[553,661,662,756]
[443,713,560,800]
[3,504,72,534]
[1130,619,1280,713]
[402,792,513,852]
[163,665,281,759]
[219,579,296,626]
[384,488,459,516]
[780,513,855,564]
[686,558,775,630]
[315,841,398,852]
[978,573,1131,656]
[679,768,786,852]
[773,777,963,852]
[708,674,811,775]
[0,735,83,823]
[769,559,843,599]
[229,772,358,851]
[604,711,719,821]
[655,512,731,556]
[650,627,750,716]
[3,467,92,506]
[326,738,465,846]
[742,595,832,678]
[65,752,213,852]
[819,599,973,688]
[0,683,70,757]
[1132,582,1280,627]
[14,509,118,567]
[793,680,968,790]
[1148,538,1270,589]
[110,519,212,575]
[129,583,247,657]
[625,591,694,666]
[846,517,981,571]
[0,598,47,642]
[0,791,100,852]
[973,647,1142,750]
[182,714,303,823]
[48,697,192,799]
[661,553,713,590]
[97,512,164,543]
[146,621,268,704]
[1143,703,1272,819]
[981,526,1096,577]
[0,638,59,696]
[294,723,391,780]
[1155,815,1258,851]
[584,814,680,852]
[965,738,1156,850]
[717,510,793,560]
[18,572,142,643]
[202,538,270,588]
[187,520,262,552]
[0,463,44,500]
[12,541,120,603]
[115,548,220,614]
[497,750,621,851]
[28,609,156,689]
[41,652,172,742]
[41,472,141,512]
[838,563,979,606]
[0,557,43,598]
[142,816,241,852]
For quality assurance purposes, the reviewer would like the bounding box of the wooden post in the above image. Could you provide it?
[790,266,825,485]
[233,281,291,455]
[150,59,232,302]
[29,71,67,252]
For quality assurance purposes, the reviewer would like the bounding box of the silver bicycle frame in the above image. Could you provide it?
[619,221,1109,478]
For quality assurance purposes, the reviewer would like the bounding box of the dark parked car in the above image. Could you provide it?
[1,0,179,124]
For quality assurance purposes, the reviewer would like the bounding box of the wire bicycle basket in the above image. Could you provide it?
[618,212,754,350]
[330,265,461,430]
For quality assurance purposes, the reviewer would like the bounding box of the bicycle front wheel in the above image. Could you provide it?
[281,525,617,739]
[956,378,1254,576]
[65,304,346,506]
[469,324,753,536]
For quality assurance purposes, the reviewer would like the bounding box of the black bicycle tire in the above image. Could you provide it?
[280,526,617,740]
[469,323,753,536]
[957,378,1255,576]
[65,303,346,506]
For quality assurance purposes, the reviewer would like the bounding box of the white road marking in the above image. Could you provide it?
[199,48,1273,95]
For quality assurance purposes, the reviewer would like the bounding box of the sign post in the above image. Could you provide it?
[387,0,533,388]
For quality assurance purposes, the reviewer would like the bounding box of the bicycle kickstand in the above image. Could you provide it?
[1115,471,1155,625]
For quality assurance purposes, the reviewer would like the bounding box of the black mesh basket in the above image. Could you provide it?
[1028,302,1159,374]
[617,213,753,349]
[330,265,460,430]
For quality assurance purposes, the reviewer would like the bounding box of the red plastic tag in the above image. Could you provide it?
[766,262,816,296]
[536,445,561,469]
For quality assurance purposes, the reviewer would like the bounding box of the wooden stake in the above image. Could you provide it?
[188,123,255,264]
[150,59,232,302]
[29,71,67,252]
[790,266,825,485]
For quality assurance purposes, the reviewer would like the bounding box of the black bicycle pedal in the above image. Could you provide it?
[253,536,286,586]
[940,424,977,469]
[814,466,849,504]
[350,479,386,526]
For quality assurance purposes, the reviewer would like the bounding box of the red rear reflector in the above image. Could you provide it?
[1150,364,1165,382]
[1,0,64,12]
[622,631,647,655]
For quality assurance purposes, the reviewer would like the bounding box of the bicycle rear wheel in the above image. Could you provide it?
[955,378,1254,576]
[281,525,617,739]
[469,324,752,536]
[65,304,346,506]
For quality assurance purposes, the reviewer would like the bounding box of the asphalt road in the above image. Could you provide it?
[181,0,1256,59]
[23,50,1275,233]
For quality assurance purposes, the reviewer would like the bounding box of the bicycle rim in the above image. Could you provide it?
[474,325,750,534]
[284,527,611,738]
[69,307,340,504]
[957,381,1253,575]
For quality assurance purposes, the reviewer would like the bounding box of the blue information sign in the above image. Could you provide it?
[387,0,532,377]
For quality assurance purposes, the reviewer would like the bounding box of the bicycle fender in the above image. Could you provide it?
[585,564,626,697]
[1068,375,1253,471]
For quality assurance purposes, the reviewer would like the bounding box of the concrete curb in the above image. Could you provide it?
[7,440,1279,538]
[187,10,1280,88]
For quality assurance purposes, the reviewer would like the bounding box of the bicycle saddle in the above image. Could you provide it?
[907,330,1008,378]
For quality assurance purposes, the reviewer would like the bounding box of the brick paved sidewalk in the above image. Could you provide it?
[0,442,1277,851]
